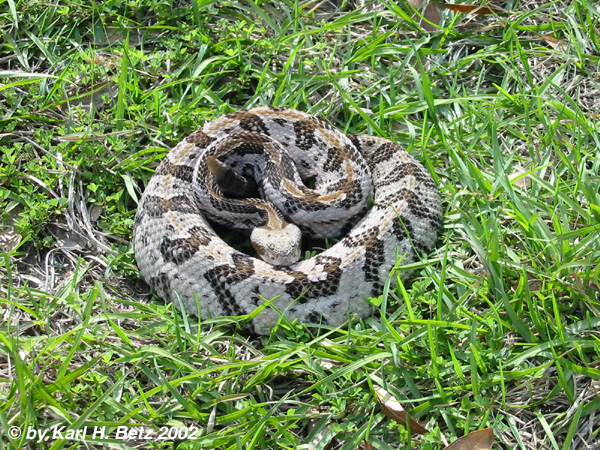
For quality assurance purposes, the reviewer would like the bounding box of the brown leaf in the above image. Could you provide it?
[538,36,568,52]
[508,168,531,189]
[444,428,494,450]
[408,0,442,31]
[373,386,427,435]
[359,440,374,450]
[441,3,506,14]
[0,203,24,252]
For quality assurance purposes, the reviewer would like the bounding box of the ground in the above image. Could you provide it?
[0,1,599,449]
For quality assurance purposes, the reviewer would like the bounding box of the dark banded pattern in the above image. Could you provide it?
[133,107,442,335]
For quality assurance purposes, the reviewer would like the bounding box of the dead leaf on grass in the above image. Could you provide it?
[0,203,24,252]
[359,440,374,450]
[538,36,569,52]
[441,3,506,14]
[508,168,531,189]
[373,386,427,434]
[443,428,494,450]
[408,0,442,31]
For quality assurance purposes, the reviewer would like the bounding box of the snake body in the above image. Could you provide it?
[133,107,442,334]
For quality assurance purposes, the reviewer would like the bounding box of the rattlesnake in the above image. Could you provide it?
[133,107,442,334]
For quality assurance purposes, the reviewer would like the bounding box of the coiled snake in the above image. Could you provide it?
[133,107,442,334]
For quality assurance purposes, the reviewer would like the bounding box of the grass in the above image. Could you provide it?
[1,0,599,449]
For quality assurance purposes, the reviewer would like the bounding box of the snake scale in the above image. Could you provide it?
[133,107,442,334]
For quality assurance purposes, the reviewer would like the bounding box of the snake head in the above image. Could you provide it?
[251,222,302,266]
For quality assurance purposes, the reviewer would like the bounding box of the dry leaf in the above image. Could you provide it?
[539,36,569,52]
[0,203,24,252]
[408,0,442,31]
[441,3,506,14]
[359,440,374,450]
[373,386,427,434]
[444,428,494,450]
[508,168,531,189]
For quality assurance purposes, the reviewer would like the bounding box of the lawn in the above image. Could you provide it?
[1,0,599,449]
